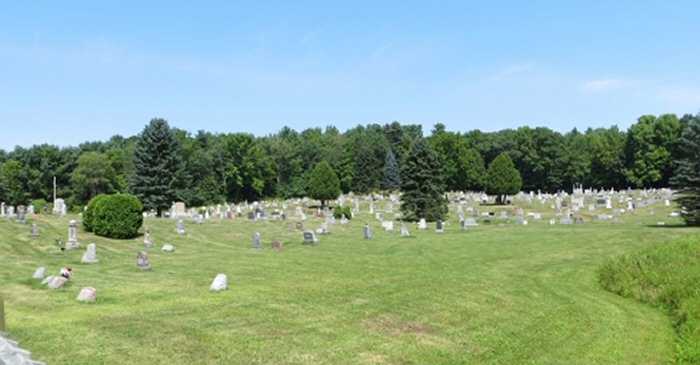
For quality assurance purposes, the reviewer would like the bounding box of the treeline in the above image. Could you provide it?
[0,113,692,209]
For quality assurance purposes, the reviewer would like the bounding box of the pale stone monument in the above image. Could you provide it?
[210,274,228,291]
[76,287,97,302]
[66,219,81,250]
[81,243,99,264]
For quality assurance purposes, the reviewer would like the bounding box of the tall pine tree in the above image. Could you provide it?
[671,114,700,226]
[400,139,447,221]
[382,150,400,191]
[128,118,186,216]
[485,153,522,204]
[309,161,341,208]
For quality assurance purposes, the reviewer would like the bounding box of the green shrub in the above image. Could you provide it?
[31,198,48,213]
[83,194,107,232]
[87,194,143,239]
[333,206,352,220]
[599,236,700,364]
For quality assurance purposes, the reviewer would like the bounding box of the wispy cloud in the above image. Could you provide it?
[656,87,700,110]
[580,78,634,93]
[488,63,534,81]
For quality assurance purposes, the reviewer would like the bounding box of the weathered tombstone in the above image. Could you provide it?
[32,267,45,279]
[560,217,572,225]
[665,199,670,207]
[460,219,468,232]
[144,229,152,248]
[176,219,185,234]
[401,223,410,237]
[66,219,81,250]
[53,198,65,215]
[296,221,305,230]
[76,287,97,302]
[162,244,175,252]
[171,202,186,218]
[30,223,39,237]
[605,199,612,209]
[81,243,99,264]
[382,221,394,232]
[464,218,478,227]
[271,241,283,249]
[435,220,443,233]
[364,223,372,240]
[252,232,261,249]
[17,208,26,224]
[418,218,427,230]
[210,274,228,291]
[137,251,151,270]
[303,230,318,244]
[43,276,67,289]
[281,212,287,221]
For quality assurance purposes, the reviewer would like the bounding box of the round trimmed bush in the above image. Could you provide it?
[83,194,107,232]
[88,194,143,239]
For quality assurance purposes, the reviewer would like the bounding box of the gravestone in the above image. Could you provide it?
[81,243,99,264]
[435,220,443,233]
[665,199,670,207]
[17,209,25,224]
[341,215,349,225]
[549,219,556,225]
[418,219,427,230]
[32,267,45,279]
[171,202,186,218]
[464,218,478,227]
[210,274,228,291]
[271,241,283,249]
[303,231,318,244]
[364,223,372,240]
[461,219,468,232]
[144,229,152,248]
[382,221,394,232]
[176,219,185,234]
[296,221,305,230]
[76,287,97,302]
[559,217,572,225]
[252,232,261,249]
[597,214,608,220]
[515,217,525,225]
[248,212,256,222]
[401,223,410,237]
[162,244,175,252]
[137,251,151,270]
[606,199,612,209]
[66,219,81,250]
[30,223,39,237]
[53,198,65,215]
[43,276,67,289]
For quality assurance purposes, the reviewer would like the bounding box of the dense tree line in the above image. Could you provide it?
[0,113,694,211]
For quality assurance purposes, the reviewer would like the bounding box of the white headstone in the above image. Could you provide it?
[210,274,228,291]
[400,223,410,237]
[81,243,99,264]
[76,286,97,302]
[32,267,45,279]
[418,218,427,230]
[162,244,175,252]
[66,219,81,250]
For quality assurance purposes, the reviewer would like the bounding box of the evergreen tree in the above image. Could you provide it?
[671,115,700,226]
[382,150,400,191]
[309,161,340,208]
[485,153,522,204]
[128,118,186,216]
[400,139,447,221]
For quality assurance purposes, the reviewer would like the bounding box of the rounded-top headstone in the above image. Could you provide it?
[76,286,97,302]
[32,267,46,279]
[210,273,228,291]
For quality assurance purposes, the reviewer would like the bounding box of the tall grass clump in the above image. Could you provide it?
[599,236,700,363]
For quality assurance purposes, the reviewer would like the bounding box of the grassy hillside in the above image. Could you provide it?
[600,235,700,364]
[1,201,697,364]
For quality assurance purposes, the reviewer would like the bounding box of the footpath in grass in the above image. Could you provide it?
[0,202,697,364]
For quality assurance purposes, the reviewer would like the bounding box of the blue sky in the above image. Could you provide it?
[1,1,699,150]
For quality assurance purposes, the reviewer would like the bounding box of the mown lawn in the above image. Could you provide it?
[1,201,697,364]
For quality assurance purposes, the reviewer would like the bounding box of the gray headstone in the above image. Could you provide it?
[401,223,410,237]
[137,251,151,270]
[303,230,318,244]
[81,243,99,264]
[436,220,443,233]
[76,286,97,302]
[30,223,39,237]
[252,232,261,249]
[32,267,45,279]
[66,219,81,250]
[364,223,372,240]
[176,219,185,234]
[460,220,468,232]
[144,231,152,248]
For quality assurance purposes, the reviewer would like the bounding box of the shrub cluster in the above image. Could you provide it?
[332,206,352,220]
[598,236,700,363]
[84,194,143,239]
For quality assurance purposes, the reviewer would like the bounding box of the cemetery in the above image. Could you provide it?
[1,188,699,364]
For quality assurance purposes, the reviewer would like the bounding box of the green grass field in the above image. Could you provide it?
[1,202,698,364]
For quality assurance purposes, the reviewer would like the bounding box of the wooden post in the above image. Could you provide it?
[0,295,6,334]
